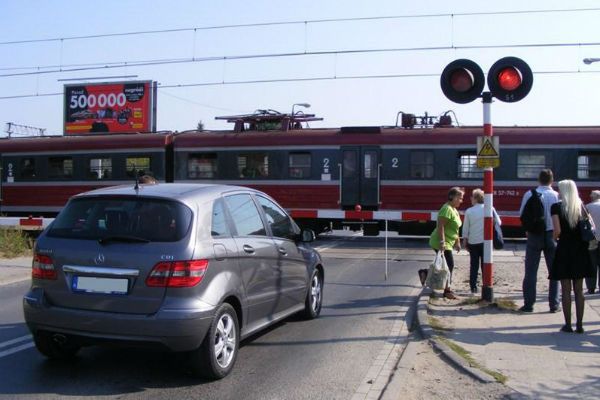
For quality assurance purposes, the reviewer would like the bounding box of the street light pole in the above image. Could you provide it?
[583,58,600,65]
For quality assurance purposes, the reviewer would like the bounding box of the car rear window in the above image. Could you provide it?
[47,196,193,242]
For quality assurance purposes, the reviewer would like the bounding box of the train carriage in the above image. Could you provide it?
[1,117,600,236]
[172,122,600,236]
[0,132,171,216]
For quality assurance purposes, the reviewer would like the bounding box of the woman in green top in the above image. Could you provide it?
[428,187,464,299]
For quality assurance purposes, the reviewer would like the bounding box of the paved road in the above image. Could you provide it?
[0,236,423,400]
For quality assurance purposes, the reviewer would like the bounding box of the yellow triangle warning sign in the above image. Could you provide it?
[478,138,498,157]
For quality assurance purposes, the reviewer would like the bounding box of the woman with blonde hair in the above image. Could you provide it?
[462,188,501,294]
[550,180,594,333]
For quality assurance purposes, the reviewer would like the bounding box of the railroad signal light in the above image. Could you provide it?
[487,57,533,103]
[441,57,533,104]
[440,59,485,104]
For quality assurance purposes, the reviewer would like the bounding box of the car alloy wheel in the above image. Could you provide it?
[303,270,323,319]
[214,312,236,369]
[190,303,239,379]
[310,274,322,314]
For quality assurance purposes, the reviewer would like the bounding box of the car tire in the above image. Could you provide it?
[190,303,239,380]
[33,332,80,360]
[302,269,323,319]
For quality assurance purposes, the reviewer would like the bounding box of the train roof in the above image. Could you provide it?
[173,125,600,147]
[1,125,599,153]
[0,132,170,153]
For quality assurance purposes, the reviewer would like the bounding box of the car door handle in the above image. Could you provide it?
[243,245,255,254]
[278,247,287,256]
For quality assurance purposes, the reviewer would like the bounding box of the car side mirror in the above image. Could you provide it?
[299,228,316,243]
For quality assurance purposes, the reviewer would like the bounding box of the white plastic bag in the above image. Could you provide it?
[425,252,450,291]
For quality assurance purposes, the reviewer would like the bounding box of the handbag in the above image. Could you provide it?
[493,210,504,250]
[579,206,596,242]
[425,252,450,291]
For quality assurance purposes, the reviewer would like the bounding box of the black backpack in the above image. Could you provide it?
[520,189,545,233]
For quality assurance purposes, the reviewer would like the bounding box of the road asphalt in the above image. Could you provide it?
[3,249,599,399]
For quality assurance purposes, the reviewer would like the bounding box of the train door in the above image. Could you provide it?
[340,146,381,209]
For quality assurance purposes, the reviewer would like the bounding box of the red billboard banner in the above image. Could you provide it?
[64,81,156,135]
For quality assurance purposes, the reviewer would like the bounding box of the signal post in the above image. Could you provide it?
[441,57,533,302]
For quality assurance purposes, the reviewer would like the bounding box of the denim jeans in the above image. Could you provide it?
[468,243,484,291]
[587,246,600,291]
[523,230,560,309]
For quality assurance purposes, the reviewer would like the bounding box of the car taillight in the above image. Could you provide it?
[146,260,208,288]
[32,253,57,280]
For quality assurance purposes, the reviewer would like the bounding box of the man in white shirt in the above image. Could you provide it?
[519,169,560,313]
[586,190,600,294]
[462,189,501,294]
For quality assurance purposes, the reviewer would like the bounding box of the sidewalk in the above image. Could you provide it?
[417,245,600,399]
[0,256,32,285]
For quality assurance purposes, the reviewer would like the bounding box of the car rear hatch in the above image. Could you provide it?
[37,195,195,315]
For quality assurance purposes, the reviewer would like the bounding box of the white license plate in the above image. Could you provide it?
[72,276,128,295]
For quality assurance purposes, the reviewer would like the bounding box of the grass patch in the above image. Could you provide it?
[458,297,482,306]
[0,229,33,258]
[428,316,453,332]
[494,298,518,311]
[436,336,508,384]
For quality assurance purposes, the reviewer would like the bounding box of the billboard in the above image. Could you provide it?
[64,81,156,135]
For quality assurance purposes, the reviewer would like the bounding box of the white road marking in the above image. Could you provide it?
[0,342,34,359]
[0,335,32,349]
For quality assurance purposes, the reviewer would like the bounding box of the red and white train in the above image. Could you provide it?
[2,113,599,235]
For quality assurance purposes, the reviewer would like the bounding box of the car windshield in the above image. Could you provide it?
[47,196,193,242]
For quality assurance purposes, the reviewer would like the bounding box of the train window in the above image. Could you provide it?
[577,153,600,179]
[88,158,112,179]
[457,153,482,179]
[20,158,36,178]
[238,154,269,178]
[364,151,378,178]
[289,153,311,178]
[343,151,357,178]
[48,157,73,179]
[517,152,552,178]
[126,156,151,177]
[188,153,217,179]
[410,151,434,178]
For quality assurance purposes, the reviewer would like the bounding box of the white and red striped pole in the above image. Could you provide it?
[482,92,494,302]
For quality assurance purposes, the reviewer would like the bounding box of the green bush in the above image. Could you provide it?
[0,229,33,258]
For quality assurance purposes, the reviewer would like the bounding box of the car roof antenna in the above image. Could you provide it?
[133,164,139,191]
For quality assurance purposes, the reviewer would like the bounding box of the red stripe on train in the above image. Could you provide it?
[290,210,318,219]
[19,218,43,226]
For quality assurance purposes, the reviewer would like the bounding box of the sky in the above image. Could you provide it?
[1,0,600,136]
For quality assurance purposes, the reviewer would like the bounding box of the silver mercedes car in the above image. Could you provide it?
[23,183,324,379]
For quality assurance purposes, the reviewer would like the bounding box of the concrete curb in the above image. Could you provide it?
[416,287,496,384]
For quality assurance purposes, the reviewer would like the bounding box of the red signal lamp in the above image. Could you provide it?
[450,68,474,92]
[440,59,485,104]
[497,66,522,91]
[487,57,533,103]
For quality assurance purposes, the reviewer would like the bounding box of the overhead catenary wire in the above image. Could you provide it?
[1,69,598,101]
[1,7,599,46]
[2,40,600,78]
